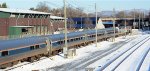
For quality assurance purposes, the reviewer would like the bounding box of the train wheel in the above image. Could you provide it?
[0,63,13,69]
[12,60,19,66]
[0,64,6,69]
[28,57,35,63]
[35,55,40,61]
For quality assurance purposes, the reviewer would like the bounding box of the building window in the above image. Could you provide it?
[22,28,28,32]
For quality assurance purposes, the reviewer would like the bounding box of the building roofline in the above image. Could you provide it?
[0,8,51,15]
[50,16,67,20]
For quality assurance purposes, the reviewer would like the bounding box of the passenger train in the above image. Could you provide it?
[0,27,131,68]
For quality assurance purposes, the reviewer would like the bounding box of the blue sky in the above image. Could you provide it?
[0,0,150,12]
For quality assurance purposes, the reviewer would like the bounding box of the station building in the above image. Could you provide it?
[0,8,65,39]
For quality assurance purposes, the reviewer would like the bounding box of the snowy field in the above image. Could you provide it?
[1,31,150,71]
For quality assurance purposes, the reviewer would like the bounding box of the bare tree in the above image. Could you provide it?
[116,11,125,18]
[84,18,93,29]
[50,8,63,16]
[36,2,51,12]
[129,10,143,18]
[0,2,8,8]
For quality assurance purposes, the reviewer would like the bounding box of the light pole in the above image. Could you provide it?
[113,8,116,42]
[139,11,141,29]
[95,3,98,47]
[63,0,68,58]
[124,11,127,37]
[81,15,82,29]
[133,9,136,29]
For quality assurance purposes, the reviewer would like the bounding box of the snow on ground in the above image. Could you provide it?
[2,31,150,71]
[103,36,150,71]
[86,35,148,70]
[139,48,150,71]
[102,38,149,71]
[114,37,150,71]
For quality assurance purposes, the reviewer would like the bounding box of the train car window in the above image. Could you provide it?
[58,41,60,44]
[67,40,69,42]
[69,39,71,42]
[30,46,34,50]
[93,35,95,37]
[56,41,59,44]
[74,38,76,41]
[71,39,74,41]
[1,51,9,56]
[76,38,78,40]
[60,41,63,44]
[35,45,40,49]
[9,47,30,55]
[81,37,83,39]
[59,41,62,44]
[63,40,65,43]
[78,38,80,40]
[40,44,46,48]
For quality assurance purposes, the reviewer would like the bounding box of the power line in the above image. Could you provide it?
[43,1,62,8]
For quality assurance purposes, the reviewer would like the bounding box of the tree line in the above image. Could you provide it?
[30,2,150,19]
[1,2,149,19]
[0,3,7,8]
[29,2,88,18]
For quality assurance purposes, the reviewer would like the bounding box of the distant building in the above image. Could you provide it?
[68,17,98,29]
[68,17,118,29]
[0,8,65,39]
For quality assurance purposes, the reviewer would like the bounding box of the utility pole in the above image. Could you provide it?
[95,3,98,47]
[143,11,145,30]
[81,14,82,29]
[16,14,20,26]
[40,15,43,35]
[113,8,116,42]
[124,11,127,37]
[133,9,136,29]
[63,0,68,58]
[139,11,141,29]
[149,9,150,31]
[142,12,144,30]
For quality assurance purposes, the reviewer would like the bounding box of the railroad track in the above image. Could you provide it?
[113,36,150,71]
[3,57,48,71]
[86,35,150,71]
[47,37,137,71]
[1,37,131,71]
[3,35,144,71]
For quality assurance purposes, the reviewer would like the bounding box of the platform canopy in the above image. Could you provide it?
[10,26,34,28]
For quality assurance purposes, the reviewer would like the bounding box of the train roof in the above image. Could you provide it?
[46,28,115,41]
[0,28,115,51]
[0,36,46,51]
